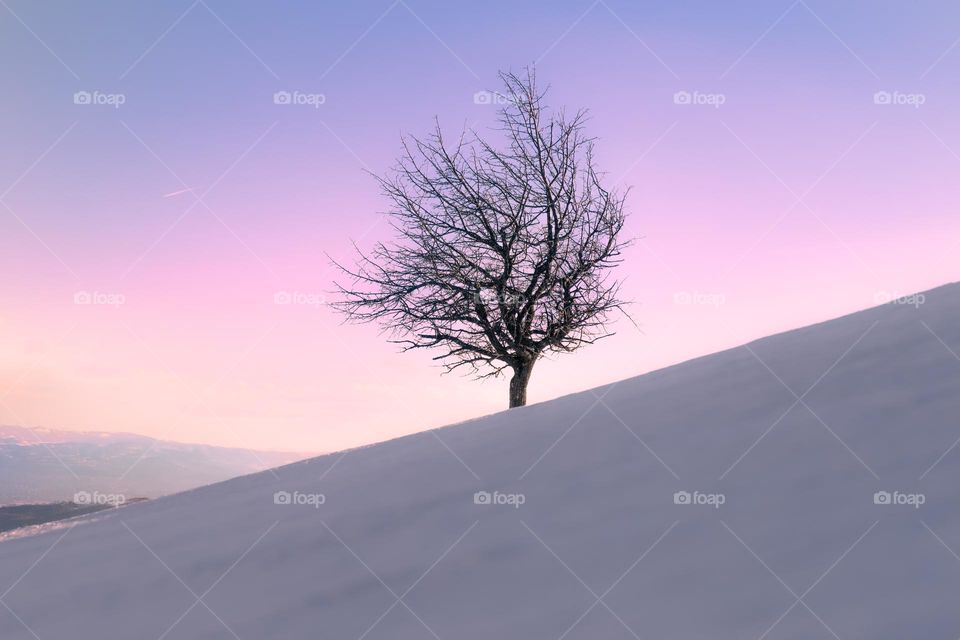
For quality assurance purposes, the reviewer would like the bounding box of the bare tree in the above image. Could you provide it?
[334,69,630,408]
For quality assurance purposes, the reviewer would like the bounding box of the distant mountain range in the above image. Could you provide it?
[0,425,310,505]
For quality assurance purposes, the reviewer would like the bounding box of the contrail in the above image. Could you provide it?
[162,187,195,198]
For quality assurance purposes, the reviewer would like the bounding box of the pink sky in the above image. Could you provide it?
[1,0,958,451]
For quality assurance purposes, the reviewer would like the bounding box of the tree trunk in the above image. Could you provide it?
[509,361,534,408]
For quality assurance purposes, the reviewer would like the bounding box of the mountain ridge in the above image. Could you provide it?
[0,426,311,505]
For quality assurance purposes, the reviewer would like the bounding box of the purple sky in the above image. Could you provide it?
[1,0,958,452]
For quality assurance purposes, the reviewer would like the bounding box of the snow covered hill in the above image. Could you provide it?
[1,283,960,639]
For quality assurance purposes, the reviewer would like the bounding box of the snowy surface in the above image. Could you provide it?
[1,283,960,639]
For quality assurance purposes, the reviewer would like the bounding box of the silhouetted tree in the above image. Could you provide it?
[334,69,630,408]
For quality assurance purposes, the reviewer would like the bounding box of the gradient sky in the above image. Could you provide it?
[1,0,958,452]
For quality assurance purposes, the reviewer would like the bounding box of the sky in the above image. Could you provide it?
[1,0,958,453]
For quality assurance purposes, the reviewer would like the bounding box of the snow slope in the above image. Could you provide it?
[2,283,960,639]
